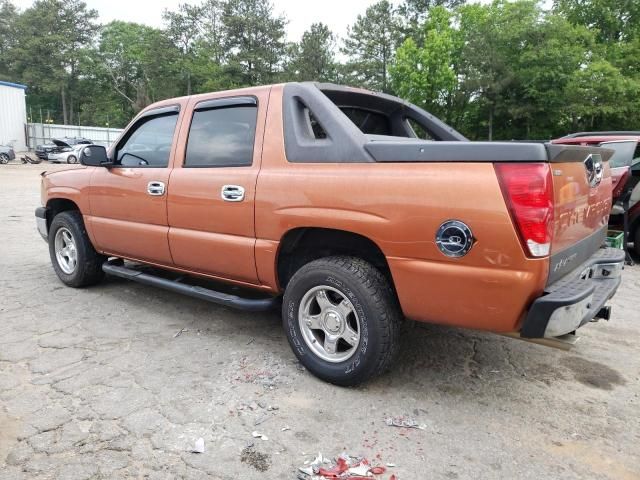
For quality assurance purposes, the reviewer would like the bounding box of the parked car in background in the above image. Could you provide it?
[35,137,92,161]
[611,155,640,256]
[47,141,92,164]
[552,134,640,203]
[0,144,16,164]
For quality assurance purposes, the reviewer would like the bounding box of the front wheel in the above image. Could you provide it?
[0,153,9,164]
[282,256,401,386]
[48,211,106,287]
[67,155,78,164]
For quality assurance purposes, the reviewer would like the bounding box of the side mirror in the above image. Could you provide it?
[80,145,112,167]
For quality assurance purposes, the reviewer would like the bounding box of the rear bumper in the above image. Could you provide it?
[521,248,625,338]
[35,207,48,242]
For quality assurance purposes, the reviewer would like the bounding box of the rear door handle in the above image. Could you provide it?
[221,185,245,202]
[147,181,165,196]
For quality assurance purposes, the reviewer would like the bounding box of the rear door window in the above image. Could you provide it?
[185,103,258,168]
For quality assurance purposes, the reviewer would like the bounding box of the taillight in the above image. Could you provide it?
[495,163,554,258]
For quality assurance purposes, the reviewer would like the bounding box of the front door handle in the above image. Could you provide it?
[221,185,245,202]
[147,181,165,196]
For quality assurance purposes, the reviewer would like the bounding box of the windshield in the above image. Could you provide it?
[600,141,638,168]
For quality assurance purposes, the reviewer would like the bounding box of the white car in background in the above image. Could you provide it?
[47,139,93,164]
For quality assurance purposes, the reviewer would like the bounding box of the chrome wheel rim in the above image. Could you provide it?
[67,155,77,164]
[54,227,77,274]
[0,154,8,164]
[298,285,361,363]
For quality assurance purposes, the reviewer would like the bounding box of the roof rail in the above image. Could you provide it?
[562,131,640,138]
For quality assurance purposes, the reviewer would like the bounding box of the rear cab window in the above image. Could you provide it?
[185,97,258,168]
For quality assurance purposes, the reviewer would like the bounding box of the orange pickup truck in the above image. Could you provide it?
[36,83,625,385]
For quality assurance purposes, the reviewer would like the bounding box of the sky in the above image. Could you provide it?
[12,0,399,42]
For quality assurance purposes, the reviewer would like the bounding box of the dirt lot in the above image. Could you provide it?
[1,163,639,480]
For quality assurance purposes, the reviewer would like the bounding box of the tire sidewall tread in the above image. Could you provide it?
[283,256,400,386]
[48,211,105,288]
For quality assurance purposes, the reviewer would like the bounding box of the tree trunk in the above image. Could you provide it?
[187,71,192,96]
[488,105,494,141]
[382,45,387,93]
[61,86,68,125]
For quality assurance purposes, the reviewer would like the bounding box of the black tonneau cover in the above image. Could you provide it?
[365,139,615,163]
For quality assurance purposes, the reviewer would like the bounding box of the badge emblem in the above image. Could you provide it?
[584,154,603,188]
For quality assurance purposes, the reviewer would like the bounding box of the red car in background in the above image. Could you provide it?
[552,132,640,256]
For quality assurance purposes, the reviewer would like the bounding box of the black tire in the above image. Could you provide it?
[67,155,78,164]
[48,210,106,287]
[282,256,401,386]
[0,153,9,164]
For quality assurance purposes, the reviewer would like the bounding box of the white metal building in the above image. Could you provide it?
[0,80,28,151]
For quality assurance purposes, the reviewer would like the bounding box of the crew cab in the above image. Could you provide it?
[35,83,625,385]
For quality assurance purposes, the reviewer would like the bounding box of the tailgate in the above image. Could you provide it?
[546,144,614,284]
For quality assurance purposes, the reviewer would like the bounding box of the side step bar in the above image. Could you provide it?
[102,262,278,312]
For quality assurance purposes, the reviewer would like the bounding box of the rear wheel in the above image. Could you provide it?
[0,153,9,164]
[282,256,401,386]
[48,211,106,287]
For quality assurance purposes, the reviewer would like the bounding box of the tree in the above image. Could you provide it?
[554,0,640,43]
[566,60,640,131]
[390,6,457,120]
[398,0,466,37]
[342,0,402,92]
[163,3,204,95]
[98,21,181,114]
[287,23,337,82]
[10,0,98,124]
[0,0,18,79]
[222,0,287,86]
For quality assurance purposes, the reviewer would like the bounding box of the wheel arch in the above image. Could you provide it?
[46,198,81,229]
[275,227,394,291]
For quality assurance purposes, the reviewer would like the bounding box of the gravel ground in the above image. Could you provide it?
[1,163,639,480]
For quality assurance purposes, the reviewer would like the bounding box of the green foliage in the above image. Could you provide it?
[554,0,640,43]
[390,7,457,120]
[287,23,337,82]
[97,21,182,113]
[1,0,639,137]
[7,0,98,124]
[0,0,18,78]
[222,0,286,86]
[342,0,402,92]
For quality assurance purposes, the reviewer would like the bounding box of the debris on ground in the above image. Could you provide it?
[251,431,269,440]
[297,452,393,479]
[191,437,205,453]
[173,328,188,338]
[241,445,271,472]
[254,414,270,426]
[385,416,427,430]
[281,425,291,431]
